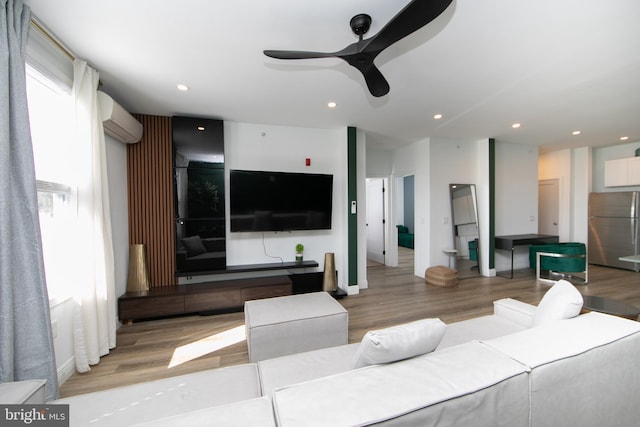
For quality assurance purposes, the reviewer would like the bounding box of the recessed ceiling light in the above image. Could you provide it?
[433,114,443,120]
[512,123,521,129]
[177,84,189,91]
[572,130,581,135]
[327,102,337,108]
[620,136,629,141]
[197,126,205,131]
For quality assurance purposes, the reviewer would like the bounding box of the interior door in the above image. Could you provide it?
[366,179,385,264]
[539,179,559,236]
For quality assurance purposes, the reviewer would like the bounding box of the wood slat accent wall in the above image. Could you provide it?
[127,114,176,287]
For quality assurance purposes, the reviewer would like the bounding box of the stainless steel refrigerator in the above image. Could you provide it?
[588,191,640,271]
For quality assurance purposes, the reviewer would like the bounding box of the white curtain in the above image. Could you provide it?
[72,59,117,372]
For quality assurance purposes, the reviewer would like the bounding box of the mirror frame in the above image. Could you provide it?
[449,184,481,277]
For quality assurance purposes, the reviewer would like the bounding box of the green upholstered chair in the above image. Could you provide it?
[529,242,587,284]
[396,225,414,249]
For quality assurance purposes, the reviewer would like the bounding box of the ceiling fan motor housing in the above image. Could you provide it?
[350,14,372,37]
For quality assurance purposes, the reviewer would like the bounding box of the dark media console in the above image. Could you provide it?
[118,260,321,323]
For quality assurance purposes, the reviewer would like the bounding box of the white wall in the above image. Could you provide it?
[356,129,368,292]
[475,139,491,276]
[412,141,431,278]
[391,139,429,276]
[571,147,591,244]
[426,138,492,276]
[366,148,393,178]
[538,147,592,244]
[203,122,353,292]
[538,149,572,241]
[105,135,130,302]
[429,139,482,270]
[494,141,539,271]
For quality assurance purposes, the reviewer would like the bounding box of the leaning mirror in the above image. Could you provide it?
[449,184,480,278]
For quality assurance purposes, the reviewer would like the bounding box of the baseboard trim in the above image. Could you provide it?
[57,357,75,385]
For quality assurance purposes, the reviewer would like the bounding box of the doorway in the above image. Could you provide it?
[539,179,559,236]
[395,175,415,270]
[365,175,415,270]
[366,178,386,265]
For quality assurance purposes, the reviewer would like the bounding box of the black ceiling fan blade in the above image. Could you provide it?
[264,50,336,60]
[364,0,453,54]
[357,63,390,97]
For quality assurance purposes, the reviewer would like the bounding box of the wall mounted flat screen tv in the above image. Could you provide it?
[230,169,333,232]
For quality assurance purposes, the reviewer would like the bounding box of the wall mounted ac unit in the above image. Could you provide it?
[97,91,143,144]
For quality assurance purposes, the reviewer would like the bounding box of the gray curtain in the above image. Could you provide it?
[0,0,59,401]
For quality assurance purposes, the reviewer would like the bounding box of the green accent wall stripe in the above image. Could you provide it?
[347,127,358,286]
[489,138,495,269]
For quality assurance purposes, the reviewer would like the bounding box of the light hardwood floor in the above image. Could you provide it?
[59,248,640,397]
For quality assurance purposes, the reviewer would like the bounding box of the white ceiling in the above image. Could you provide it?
[24,0,640,152]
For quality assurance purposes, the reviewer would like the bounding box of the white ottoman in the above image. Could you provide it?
[245,292,348,362]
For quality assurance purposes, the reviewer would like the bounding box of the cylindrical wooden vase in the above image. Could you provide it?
[127,244,150,293]
[323,252,337,292]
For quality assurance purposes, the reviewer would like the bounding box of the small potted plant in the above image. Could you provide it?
[295,243,304,262]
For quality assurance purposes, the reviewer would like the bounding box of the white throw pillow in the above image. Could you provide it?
[352,318,447,369]
[532,279,584,326]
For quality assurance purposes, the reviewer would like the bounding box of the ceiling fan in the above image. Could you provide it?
[264,0,453,97]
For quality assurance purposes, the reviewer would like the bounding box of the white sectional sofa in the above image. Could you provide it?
[52,281,640,426]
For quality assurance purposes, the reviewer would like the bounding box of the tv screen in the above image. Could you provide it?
[230,169,333,232]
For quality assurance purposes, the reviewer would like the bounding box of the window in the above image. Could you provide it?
[27,66,77,302]
[36,180,75,300]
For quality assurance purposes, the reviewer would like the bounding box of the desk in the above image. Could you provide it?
[495,234,559,278]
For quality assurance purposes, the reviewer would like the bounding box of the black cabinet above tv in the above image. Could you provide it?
[173,116,226,274]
